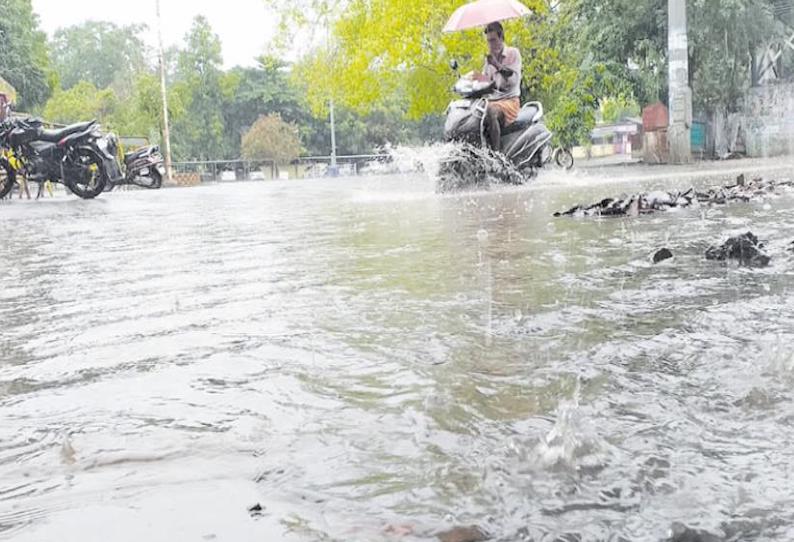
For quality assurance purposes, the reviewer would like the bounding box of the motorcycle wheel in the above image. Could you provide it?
[0,160,15,199]
[128,169,162,189]
[67,149,107,199]
[554,148,574,170]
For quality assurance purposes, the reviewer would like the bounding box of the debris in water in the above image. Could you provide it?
[665,522,722,542]
[437,525,490,542]
[247,503,265,517]
[653,248,674,263]
[705,232,770,267]
[383,524,414,537]
[60,435,76,465]
[554,175,793,218]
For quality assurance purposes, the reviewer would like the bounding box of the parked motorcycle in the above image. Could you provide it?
[0,117,123,199]
[104,139,165,191]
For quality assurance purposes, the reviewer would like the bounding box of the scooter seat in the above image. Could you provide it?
[124,145,159,163]
[502,104,539,136]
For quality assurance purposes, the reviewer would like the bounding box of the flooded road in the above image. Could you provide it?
[3,165,794,541]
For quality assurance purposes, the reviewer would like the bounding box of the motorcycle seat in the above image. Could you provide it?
[37,120,96,143]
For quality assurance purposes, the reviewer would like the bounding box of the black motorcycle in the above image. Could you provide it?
[0,117,122,199]
[104,139,165,191]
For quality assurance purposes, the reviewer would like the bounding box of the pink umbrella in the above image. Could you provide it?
[443,0,533,32]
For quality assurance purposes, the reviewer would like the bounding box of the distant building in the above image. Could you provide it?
[590,118,642,155]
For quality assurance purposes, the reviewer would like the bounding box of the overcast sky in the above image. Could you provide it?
[31,0,279,69]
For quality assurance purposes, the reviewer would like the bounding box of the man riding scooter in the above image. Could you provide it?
[473,22,522,151]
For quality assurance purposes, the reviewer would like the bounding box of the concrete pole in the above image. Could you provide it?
[329,98,338,176]
[156,0,174,183]
[668,0,692,163]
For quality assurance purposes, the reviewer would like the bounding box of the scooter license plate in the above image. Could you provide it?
[140,167,149,175]
[156,165,165,175]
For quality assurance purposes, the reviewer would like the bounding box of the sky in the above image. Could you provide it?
[31,0,280,69]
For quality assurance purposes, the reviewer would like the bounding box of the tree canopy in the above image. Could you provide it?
[241,114,301,164]
[6,1,793,156]
[50,21,149,92]
[0,0,54,109]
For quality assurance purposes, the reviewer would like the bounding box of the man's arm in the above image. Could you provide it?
[487,48,521,90]
[500,48,521,81]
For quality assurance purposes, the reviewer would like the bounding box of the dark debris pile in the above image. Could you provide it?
[554,174,794,218]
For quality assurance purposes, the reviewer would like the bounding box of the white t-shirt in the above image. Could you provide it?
[482,45,522,101]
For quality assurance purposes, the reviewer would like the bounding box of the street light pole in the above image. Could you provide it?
[668,0,692,163]
[329,98,338,175]
[325,20,339,177]
[156,0,174,183]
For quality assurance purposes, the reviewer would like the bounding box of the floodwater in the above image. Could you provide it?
[3,162,794,542]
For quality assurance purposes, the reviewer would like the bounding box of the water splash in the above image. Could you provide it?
[385,142,529,193]
[531,384,607,471]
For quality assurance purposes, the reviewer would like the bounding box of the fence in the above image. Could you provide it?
[170,154,401,185]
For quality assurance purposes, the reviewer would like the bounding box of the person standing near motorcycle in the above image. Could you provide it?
[474,22,522,151]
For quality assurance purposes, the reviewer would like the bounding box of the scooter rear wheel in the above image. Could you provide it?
[554,148,574,170]
[150,169,163,189]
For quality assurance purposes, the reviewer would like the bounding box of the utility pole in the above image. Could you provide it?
[325,21,339,177]
[667,0,692,163]
[156,0,174,183]
[329,98,338,176]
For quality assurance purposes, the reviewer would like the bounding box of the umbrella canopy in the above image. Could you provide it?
[443,0,532,33]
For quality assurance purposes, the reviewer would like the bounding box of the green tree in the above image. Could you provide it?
[558,0,668,105]
[41,72,186,143]
[561,0,785,113]
[689,0,784,111]
[600,95,641,124]
[275,0,599,148]
[170,15,227,160]
[43,81,118,125]
[128,72,188,143]
[290,0,553,118]
[224,58,305,128]
[220,56,310,157]
[545,61,633,147]
[50,21,149,93]
[241,114,301,164]
[0,0,55,109]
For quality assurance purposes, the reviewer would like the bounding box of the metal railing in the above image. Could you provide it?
[170,153,404,183]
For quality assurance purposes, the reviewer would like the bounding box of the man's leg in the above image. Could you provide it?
[485,105,505,151]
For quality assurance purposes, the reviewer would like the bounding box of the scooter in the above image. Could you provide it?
[104,137,165,191]
[438,61,555,191]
